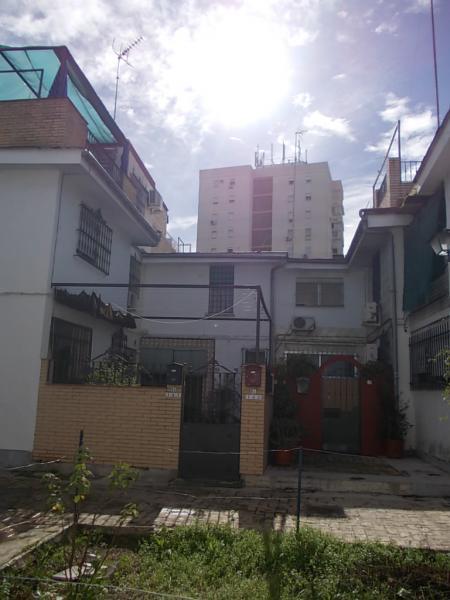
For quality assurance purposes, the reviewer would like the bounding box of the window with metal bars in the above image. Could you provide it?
[208,264,234,314]
[410,316,449,389]
[76,204,112,274]
[50,318,92,383]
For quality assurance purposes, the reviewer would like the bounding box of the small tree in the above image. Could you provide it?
[42,445,139,595]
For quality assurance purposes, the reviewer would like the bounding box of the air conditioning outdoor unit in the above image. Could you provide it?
[363,302,379,324]
[292,316,316,332]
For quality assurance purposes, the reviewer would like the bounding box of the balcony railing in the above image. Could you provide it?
[400,160,421,183]
[87,138,123,187]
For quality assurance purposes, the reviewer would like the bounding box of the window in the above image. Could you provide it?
[332,247,338,255]
[229,198,235,203]
[77,205,112,274]
[305,228,312,240]
[209,265,234,314]
[296,280,344,307]
[50,318,92,383]
[228,228,234,237]
[410,316,450,389]
[304,246,311,256]
[289,179,294,185]
[211,230,217,239]
[306,178,311,183]
[305,194,312,202]
[305,209,311,219]
[253,213,272,229]
[229,179,235,189]
[128,254,141,309]
[212,199,219,205]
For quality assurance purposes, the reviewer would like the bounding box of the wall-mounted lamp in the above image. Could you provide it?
[430,229,450,259]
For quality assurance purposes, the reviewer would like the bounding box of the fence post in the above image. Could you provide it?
[296,446,303,534]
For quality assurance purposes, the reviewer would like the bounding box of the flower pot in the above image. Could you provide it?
[385,439,404,459]
[272,449,295,466]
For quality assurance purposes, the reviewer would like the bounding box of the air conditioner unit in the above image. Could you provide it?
[363,302,379,324]
[366,342,379,363]
[292,316,315,332]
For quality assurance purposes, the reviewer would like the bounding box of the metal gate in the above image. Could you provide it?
[179,362,241,482]
[321,359,360,454]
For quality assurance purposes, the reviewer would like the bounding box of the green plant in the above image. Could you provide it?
[269,417,302,450]
[41,446,139,596]
[385,404,412,441]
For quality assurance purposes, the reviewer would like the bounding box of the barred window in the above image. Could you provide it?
[76,204,112,274]
[209,264,234,314]
[50,318,92,383]
[296,280,344,307]
[410,316,449,389]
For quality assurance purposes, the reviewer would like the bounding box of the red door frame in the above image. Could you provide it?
[294,355,382,456]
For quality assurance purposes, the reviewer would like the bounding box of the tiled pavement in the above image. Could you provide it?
[1,469,450,568]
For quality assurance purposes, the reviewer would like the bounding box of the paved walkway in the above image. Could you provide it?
[1,466,450,567]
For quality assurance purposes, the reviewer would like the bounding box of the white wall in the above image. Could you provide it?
[0,168,60,460]
[136,259,274,371]
[274,265,368,334]
[414,390,450,463]
[52,174,135,310]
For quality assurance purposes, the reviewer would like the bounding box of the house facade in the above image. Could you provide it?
[0,45,161,466]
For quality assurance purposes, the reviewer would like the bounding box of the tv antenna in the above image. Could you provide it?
[112,36,143,119]
[294,130,307,163]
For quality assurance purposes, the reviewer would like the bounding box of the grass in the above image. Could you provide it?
[1,526,450,599]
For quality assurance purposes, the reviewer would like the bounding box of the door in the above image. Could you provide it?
[179,363,241,482]
[321,359,360,454]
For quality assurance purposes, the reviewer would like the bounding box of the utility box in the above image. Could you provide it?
[167,362,183,385]
[244,363,262,388]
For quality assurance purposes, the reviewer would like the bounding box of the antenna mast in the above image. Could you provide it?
[430,0,440,128]
[112,36,143,120]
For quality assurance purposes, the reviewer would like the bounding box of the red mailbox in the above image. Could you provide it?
[244,364,262,387]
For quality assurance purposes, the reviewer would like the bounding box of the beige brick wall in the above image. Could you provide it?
[0,98,87,149]
[33,361,181,469]
[239,366,271,476]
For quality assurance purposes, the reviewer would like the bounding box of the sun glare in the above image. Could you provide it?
[171,10,291,128]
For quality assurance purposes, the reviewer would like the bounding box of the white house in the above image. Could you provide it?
[0,45,161,466]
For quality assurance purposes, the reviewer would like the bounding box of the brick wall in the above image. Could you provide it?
[33,361,181,469]
[380,158,413,208]
[0,98,87,149]
[239,366,271,475]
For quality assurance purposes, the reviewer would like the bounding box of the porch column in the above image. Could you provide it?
[239,364,271,476]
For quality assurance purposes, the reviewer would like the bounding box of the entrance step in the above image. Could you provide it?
[244,458,450,497]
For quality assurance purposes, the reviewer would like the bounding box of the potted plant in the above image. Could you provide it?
[384,404,411,458]
[270,418,302,465]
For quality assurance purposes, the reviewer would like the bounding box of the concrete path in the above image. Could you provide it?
[1,457,450,568]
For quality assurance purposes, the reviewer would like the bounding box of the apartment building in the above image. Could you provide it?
[197,161,344,258]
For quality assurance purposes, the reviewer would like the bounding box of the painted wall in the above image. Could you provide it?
[0,168,60,461]
[137,258,274,371]
[413,390,450,463]
[52,174,136,311]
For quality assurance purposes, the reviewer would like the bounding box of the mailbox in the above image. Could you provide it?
[167,362,183,385]
[244,363,262,387]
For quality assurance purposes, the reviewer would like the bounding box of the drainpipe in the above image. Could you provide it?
[390,231,400,407]
[269,258,288,367]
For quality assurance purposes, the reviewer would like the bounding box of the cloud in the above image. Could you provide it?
[337,10,348,18]
[288,28,318,46]
[229,136,244,143]
[336,32,353,43]
[375,21,397,34]
[293,92,313,109]
[366,93,436,160]
[332,73,347,80]
[342,176,375,252]
[406,0,430,13]
[303,111,356,141]
[168,215,197,231]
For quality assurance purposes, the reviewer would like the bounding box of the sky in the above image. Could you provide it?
[1,0,449,251]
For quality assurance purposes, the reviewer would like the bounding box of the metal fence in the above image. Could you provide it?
[409,316,450,389]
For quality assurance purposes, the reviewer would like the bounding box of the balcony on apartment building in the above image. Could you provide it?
[0,44,150,217]
[373,157,422,208]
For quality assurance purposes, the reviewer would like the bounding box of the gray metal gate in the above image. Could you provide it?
[179,362,241,482]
